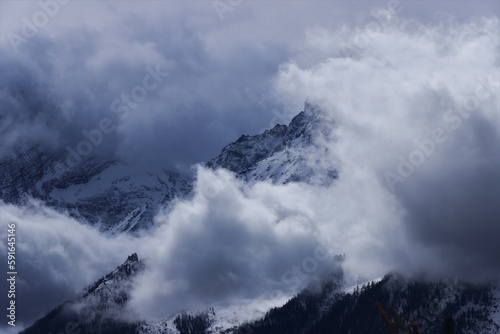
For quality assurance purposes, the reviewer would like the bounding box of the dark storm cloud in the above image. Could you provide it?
[395,114,500,282]
[0,2,294,171]
[0,173,345,326]
[1,0,497,170]
[0,1,499,331]
[0,200,136,330]
[0,31,127,159]
[128,168,345,319]
[273,16,500,282]
[0,50,68,157]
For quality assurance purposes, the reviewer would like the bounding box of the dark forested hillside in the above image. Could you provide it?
[233,275,499,334]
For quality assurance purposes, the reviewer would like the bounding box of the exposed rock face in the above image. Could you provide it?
[20,253,145,334]
[0,147,192,233]
[0,103,335,234]
[13,104,500,334]
[207,103,337,185]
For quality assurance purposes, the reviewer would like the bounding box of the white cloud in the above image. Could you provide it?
[1,4,499,330]
[272,17,500,281]
[0,200,139,328]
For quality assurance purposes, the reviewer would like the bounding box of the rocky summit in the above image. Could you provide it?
[14,104,500,334]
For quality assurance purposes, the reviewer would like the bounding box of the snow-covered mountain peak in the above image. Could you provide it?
[1,103,337,236]
[21,253,145,334]
[207,102,337,185]
[0,147,193,234]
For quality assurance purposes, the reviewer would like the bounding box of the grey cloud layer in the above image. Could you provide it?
[2,1,497,169]
[0,1,499,331]
[272,17,500,281]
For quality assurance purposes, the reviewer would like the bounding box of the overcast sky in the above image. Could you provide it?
[0,0,498,170]
[0,0,499,332]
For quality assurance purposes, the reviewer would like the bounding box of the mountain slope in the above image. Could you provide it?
[20,253,144,334]
[24,258,499,334]
[16,104,500,334]
[207,103,337,186]
[233,275,500,334]
[0,103,336,234]
[0,148,192,233]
